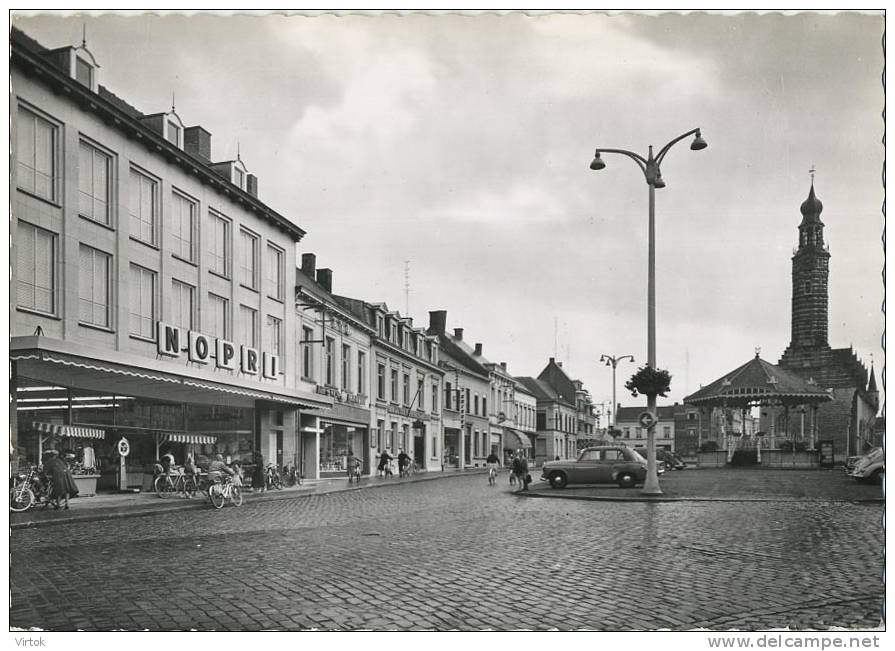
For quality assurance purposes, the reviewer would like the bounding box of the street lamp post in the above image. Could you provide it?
[590,128,707,495]
[600,354,635,436]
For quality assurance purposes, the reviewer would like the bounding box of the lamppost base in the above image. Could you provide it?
[640,484,663,496]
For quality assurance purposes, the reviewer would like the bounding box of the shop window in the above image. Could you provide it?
[208,293,229,340]
[129,167,159,245]
[171,190,196,262]
[238,228,259,290]
[208,212,231,277]
[390,422,398,450]
[78,244,111,328]
[128,264,156,339]
[16,105,58,202]
[266,244,284,301]
[172,279,196,333]
[78,140,112,225]
[17,221,56,315]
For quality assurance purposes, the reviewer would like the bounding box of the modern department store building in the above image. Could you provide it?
[9,28,332,489]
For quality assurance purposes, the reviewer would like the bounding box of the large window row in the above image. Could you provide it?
[14,104,286,302]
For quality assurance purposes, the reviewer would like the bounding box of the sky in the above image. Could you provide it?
[10,10,886,420]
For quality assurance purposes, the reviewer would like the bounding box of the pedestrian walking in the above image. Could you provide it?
[43,449,79,510]
[513,455,531,492]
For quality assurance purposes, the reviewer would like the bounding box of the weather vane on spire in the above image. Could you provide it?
[237,141,241,161]
[171,91,176,113]
[82,23,87,48]
[809,164,816,184]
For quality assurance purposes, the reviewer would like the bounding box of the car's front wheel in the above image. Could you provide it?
[617,472,636,488]
[549,471,567,489]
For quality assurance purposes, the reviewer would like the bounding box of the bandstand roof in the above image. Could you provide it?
[684,354,833,408]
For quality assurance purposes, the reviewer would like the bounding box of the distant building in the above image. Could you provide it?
[516,357,593,464]
[775,182,879,458]
[614,405,678,451]
[426,311,491,468]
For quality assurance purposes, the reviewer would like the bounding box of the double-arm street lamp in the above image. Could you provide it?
[599,353,635,435]
[590,128,707,495]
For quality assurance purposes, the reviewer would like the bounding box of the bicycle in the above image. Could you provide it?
[283,463,303,486]
[154,469,198,499]
[400,460,416,478]
[206,474,243,508]
[264,463,283,490]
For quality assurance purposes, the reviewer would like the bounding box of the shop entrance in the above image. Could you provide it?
[413,421,425,469]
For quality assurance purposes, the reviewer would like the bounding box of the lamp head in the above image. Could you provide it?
[690,131,708,151]
[652,172,666,189]
[590,151,606,171]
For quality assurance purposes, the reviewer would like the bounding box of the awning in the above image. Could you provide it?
[503,428,531,450]
[161,433,218,445]
[11,346,332,410]
[31,421,106,439]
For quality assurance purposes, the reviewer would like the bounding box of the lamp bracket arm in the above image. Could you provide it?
[655,128,701,166]
[596,148,649,178]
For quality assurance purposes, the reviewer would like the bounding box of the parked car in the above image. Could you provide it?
[848,446,884,484]
[634,448,687,471]
[540,446,649,489]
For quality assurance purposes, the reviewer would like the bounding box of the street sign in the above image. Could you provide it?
[638,411,657,430]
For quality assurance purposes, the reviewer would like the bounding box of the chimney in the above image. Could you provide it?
[474,343,482,356]
[246,174,258,198]
[301,253,316,279]
[428,310,447,335]
[557,362,563,368]
[500,362,507,370]
[184,126,212,161]
[316,268,333,294]
[549,357,555,364]
[453,328,463,340]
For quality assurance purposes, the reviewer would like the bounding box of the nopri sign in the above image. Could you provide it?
[156,322,281,380]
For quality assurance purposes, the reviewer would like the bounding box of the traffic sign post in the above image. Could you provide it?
[638,410,657,430]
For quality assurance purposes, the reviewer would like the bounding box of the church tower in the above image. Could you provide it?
[787,181,831,351]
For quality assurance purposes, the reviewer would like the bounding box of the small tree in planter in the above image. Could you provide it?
[624,365,672,398]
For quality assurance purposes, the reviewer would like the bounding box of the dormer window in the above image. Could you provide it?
[165,114,184,148]
[75,56,93,87]
[234,166,245,190]
[71,44,99,92]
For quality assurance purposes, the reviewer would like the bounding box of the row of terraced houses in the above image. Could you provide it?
[9,27,598,491]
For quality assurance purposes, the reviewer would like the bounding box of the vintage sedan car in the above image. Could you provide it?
[634,447,687,471]
[848,446,884,484]
[540,446,649,489]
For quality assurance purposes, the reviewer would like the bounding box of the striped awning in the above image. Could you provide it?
[31,421,106,439]
[161,433,218,445]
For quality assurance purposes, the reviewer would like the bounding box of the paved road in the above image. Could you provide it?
[9,474,884,631]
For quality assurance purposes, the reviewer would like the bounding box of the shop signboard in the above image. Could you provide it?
[157,322,280,380]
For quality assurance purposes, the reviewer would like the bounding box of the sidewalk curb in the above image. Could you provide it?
[517,491,884,504]
[9,468,490,530]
